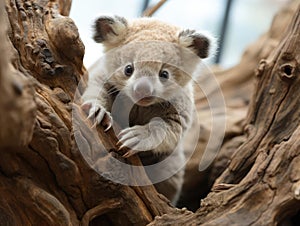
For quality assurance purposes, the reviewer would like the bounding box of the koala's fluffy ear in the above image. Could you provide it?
[178,30,216,59]
[93,15,128,45]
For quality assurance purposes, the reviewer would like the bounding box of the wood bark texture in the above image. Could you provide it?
[179,0,300,212]
[0,0,177,225]
[0,0,300,225]
[151,1,300,225]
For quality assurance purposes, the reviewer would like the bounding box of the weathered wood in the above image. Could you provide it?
[143,0,168,17]
[150,2,300,225]
[1,0,300,225]
[0,0,176,225]
[0,0,36,147]
[179,0,299,211]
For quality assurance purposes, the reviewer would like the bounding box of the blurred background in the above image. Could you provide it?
[70,0,289,69]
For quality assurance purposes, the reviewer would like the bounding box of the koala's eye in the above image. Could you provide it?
[124,64,134,76]
[159,70,169,80]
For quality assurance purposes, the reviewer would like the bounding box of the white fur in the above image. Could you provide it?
[83,16,217,205]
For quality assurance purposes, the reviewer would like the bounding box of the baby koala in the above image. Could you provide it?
[82,15,214,204]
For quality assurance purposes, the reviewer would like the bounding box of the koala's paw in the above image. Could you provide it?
[117,122,166,158]
[81,100,113,131]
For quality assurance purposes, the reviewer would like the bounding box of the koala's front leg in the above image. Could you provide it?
[81,76,113,131]
[117,117,182,158]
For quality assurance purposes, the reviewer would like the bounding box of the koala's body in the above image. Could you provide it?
[82,16,214,204]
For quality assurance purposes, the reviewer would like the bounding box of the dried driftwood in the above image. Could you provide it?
[0,0,299,225]
[151,2,300,225]
[0,0,175,225]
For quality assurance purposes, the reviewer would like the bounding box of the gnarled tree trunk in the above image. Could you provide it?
[151,2,300,225]
[0,0,176,225]
[0,0,299,225]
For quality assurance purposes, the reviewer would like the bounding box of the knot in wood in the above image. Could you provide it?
[244,124,256,137]
[279,63,297,82]
[255,59,268,78]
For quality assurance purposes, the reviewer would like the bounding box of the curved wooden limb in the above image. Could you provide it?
[151,2,300,225]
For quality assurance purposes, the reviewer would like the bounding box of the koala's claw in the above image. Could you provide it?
[117,125,163,156]
[117,128,140,151]
[104,121,113,132]
[116,128,141,158]
[117,130,137,144]
[82,101,113,131]
[122,150,138,158]
[118,136,139,151]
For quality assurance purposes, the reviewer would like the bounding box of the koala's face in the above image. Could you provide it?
[93,15,216,106]
[118,61,189,107]
[105,42,193,106]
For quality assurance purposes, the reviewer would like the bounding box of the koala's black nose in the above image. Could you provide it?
[133,77,154,99]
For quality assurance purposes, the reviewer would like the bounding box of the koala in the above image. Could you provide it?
[82,15,215,205]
